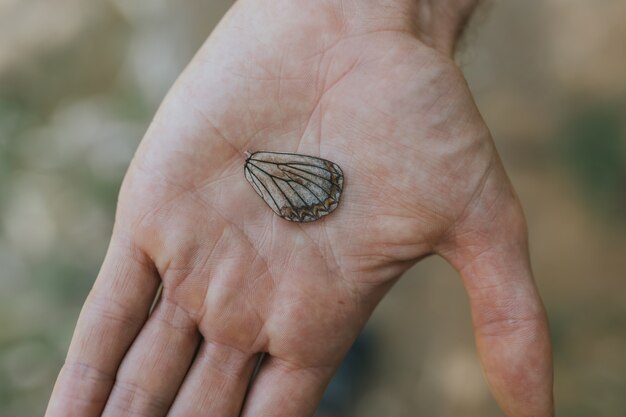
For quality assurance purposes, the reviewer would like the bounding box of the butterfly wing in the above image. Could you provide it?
[244,151,344,222]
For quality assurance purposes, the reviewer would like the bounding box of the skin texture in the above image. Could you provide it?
[45,0,554,416]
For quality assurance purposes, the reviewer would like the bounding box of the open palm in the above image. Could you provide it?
[46,1,553,416]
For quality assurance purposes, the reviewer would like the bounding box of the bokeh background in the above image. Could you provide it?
[1,1,625,416]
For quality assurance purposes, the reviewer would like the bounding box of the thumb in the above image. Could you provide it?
[438,164,554,417]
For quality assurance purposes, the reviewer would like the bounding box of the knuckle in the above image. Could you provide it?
[62,360,115,383]
[474,301,546,338]
[105,380,170,417]
[53,361,114,407]
[196,338,252,379]
[84,294,144,328]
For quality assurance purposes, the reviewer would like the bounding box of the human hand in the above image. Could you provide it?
[46,1,553,416]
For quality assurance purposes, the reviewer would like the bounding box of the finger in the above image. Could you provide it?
[45,235,161,417]
[440,176,553,416]
[166,340,258,417]
[240,355,334,417]
[101,297,200,417]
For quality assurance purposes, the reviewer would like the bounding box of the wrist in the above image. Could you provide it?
[243,0,480,55]
[413,0,481,53]
[325,0,480,54]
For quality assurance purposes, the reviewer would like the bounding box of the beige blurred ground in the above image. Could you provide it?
[1,1,625,416]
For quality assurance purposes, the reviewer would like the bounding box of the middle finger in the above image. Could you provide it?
[166,339,260,417]
[101,297,200,417]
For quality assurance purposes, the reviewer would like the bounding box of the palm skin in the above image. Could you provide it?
[46,1,553,417]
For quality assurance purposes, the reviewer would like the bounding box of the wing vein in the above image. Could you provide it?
[281,165,334,184]
[248,162,296,212]
[248,166,281,212]
[285,180,307,206]
[285,170,331,202]
[245,166,264,197]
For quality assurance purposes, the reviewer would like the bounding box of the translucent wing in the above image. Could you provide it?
[244,151,344,222]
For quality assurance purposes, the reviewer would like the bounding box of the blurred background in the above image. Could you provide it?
[1,1,625,416]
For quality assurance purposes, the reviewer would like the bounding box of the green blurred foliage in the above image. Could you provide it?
[558,100,626,222]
